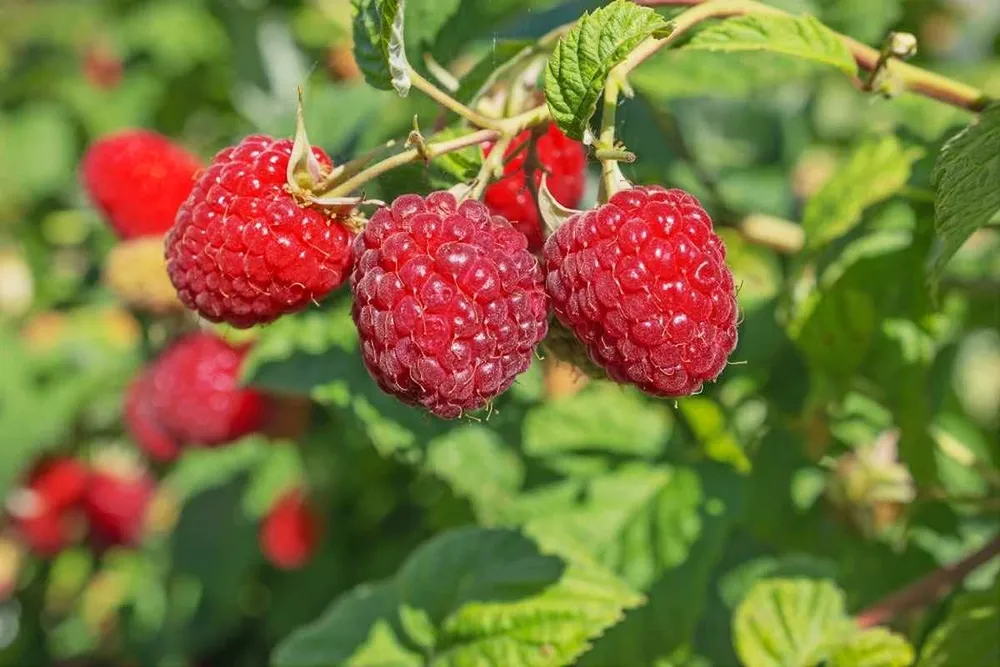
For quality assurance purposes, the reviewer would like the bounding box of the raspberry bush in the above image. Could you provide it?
[1,0,999,666]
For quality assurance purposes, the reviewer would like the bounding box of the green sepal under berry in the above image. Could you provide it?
[544,0,671,140]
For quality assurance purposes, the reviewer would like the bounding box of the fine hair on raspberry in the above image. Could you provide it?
[544,186,738,397]
[166,135,353,328]
[352,191,549,418]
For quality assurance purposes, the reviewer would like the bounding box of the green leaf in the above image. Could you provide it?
[790,287,878,388]
[273,527,642,667]
[733,579,854,667]
[679,398,751,474]
[930,104,1000,280]
[684,14,857,77]
[802,136,923,250]
[353,0,411,95]
[426,126,484,182]
[522,384,670,458]
[544,0,670,139]
[632,49,821,101]
[917,581,1000,667]
[829,627,915,667]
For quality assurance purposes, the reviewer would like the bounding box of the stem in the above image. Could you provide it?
[326,129,500,197]
[407,67,506,131]
[855,535,1000,628]
[598,75,623,198]
[632,0,991,112]
[469,135,512,200]
[737,214,805,253]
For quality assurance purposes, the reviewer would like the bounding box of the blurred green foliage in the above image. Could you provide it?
[0,0,998,666]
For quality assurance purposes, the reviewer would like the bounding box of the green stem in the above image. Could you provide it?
[598,75,623,199]
[632,0,992,112]
[326,129,501,197]
[407,66,506,131]
[469,136,513,200]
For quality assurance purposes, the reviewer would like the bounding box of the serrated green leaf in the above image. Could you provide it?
[353,0,411,95]
[917,581,1000,667]
[733,579,854,667]
[522,383,670,458]
[544,0,670,139]
[803,136,923,250]
[930,104,1000,280]
[273,527,642,667]
[830,627,914,667]
[685,14,857,77]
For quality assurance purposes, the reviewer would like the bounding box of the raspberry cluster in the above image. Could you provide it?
[6,454,155,554]
[166,135,353,328]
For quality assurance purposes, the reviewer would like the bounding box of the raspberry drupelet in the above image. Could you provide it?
[544,186,738,397]
[351,192,549,418]
[165,135,353,328]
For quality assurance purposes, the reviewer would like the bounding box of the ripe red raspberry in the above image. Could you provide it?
[81,130,202,240]
[124,333,267,454]
[484,124,586,251]
[123,375,181,462]
[84,454,154,547]
[259,490,320,570]
[544,186,738,397]
[165,135,353,328]
[6,458,88,556]
[352,192,549,418]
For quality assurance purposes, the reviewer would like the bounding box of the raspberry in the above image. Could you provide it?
[104,235,182,313]
[123,375,181,462]
[352,192,549,418]
[127,332,268,451]
[165,135,353,328]
[259,490,320,570]
[484,124,586,251]
[81,130,202,240]
[84,453,154,547]
[6,458,88,556]
[25,458,89,511]
[543,186,738,397]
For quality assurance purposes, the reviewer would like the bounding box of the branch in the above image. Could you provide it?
[633,0,991,112]
[855,535,1000,629]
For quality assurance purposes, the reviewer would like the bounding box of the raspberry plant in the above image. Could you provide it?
[1,0,999,666]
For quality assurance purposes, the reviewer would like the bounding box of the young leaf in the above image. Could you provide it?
[917,582,999,667]
[352,0,411,96]
[272,527,642,667]
[803,136,924,250]
[930,103,1000,281]
[733,578,854,667]
[544,0,670,139]
[684,14,858,77]
[830,627,915,667]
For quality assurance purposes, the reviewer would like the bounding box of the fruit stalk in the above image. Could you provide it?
[855,534,1000,628]
[635,0,992,112]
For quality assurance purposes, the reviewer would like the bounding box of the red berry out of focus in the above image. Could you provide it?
[81,130,202,240]
[484,124,586,251]
[259,490,320,570]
